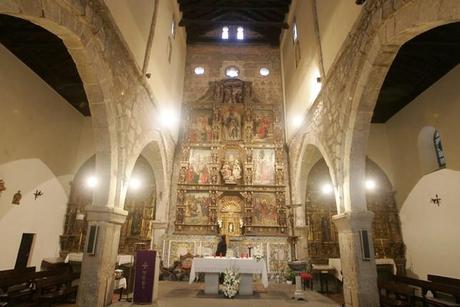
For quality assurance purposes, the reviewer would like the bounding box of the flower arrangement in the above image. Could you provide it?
[254,254,264,262]
[223,268,240,298]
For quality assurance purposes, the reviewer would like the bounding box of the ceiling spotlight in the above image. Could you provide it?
[365,179,376,190]
[321,183,333,195]
[145,73,151,79]
[86,176,98,189]
[129,178,142,190]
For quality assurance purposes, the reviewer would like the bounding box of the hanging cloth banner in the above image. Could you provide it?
[133,250,156,304]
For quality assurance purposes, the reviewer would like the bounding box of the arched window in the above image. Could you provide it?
[418,126,447,173]
[433,129,446,168]
[222,26,229,40]
[237,27,244,40]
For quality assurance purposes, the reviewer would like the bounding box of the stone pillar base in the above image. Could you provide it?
[77,206,128,307]
[333,211,380,307]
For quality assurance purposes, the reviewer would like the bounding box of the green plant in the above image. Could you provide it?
[285,269,296,281]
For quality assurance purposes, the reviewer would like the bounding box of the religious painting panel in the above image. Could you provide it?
[222,79,244,104]
[187,149,212,184]
[253,149,275,185]
[221,105,243,141]
[168,241,195,267]
[253,110,274,142]
[252,193,278,226]
[268,243,289,273]
[183,192,211,225]
[221,148,243,184]
[188,109,213,143]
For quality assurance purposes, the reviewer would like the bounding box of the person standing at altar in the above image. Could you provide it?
[216,235,227,257]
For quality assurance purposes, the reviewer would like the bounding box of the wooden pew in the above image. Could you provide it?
[378,280,416,307]
[392,275,460,307]
[0,267,35,279]
[428,275,460,288]
[0,265,79,306]
[33,273,79,306]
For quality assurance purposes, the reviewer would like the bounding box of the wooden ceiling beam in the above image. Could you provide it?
[179,19,289,29]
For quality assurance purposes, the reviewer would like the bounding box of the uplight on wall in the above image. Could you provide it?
[129,177,142,190]
[321,183,333,195]
[86,176,98,189]
[365,179,376,191]
[159,107,179,129]
[292,115,304,128]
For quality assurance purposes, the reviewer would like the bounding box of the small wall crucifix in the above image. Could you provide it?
[430,194,441,206]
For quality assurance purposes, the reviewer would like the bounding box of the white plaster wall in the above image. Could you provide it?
[400,169,460,279]
[281,0,361,139]
[367,65,460,279]
[316,0,361,74]
[106,0,187,139]
[367,124,395,186]
[0,44,94,270]
[386,64,460,207]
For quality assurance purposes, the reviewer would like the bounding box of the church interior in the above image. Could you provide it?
[1,0,460,306]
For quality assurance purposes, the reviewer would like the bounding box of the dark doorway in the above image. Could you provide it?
[15,233,35,269]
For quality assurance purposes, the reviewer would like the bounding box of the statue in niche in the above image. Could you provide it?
[246,148,252,162]
[278,209,287,226]
[0,179,6,197]
[177,190,185,204]
[221,158,242,184]
[176,207,185,224]
[210,167,219,184]
[212,125,220,141]
[245,168,253,185]
[276,168,284,185]
[182,146,190,161]
[223,85,243,104]
[179,166,187,183]
[12,190,22,205]
[321,217,331,242]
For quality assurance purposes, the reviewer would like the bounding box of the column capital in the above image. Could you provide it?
[332,211,374,232]
[85,205,128,225]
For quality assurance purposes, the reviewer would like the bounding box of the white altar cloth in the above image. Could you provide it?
[328,258,396,281]
[189,257,269,288]
[64,253,134,265]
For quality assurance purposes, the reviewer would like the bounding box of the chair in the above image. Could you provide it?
[299,261,313,290]
[178,253,194,281]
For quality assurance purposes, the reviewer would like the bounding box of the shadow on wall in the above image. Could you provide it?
[0,158,69,270]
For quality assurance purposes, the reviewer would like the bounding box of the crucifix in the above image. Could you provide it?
[430,194,441,206]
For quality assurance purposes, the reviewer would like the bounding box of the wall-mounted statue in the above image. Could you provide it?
[12,190,22,205]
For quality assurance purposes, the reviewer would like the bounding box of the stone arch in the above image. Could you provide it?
[0,1,128,210]
[292,135,341,227]
[345,0,460,213]
[121,131,171,249]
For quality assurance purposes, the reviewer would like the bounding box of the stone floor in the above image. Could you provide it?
[60,281,342,307]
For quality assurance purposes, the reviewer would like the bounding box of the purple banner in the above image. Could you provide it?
[133,250,156,304]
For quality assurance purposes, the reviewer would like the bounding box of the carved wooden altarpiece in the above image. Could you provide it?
[175,79,288,237]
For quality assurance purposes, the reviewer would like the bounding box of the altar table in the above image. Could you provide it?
[189,257,268,295]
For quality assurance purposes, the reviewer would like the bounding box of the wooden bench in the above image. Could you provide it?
[392,275,460,307]
[0,266,79,306]
[428,275,460,288]
[378,280,416,307]
[33,273,79,306]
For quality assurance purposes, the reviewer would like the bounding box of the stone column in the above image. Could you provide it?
[77,206,128,307]
[333,211,379,307]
